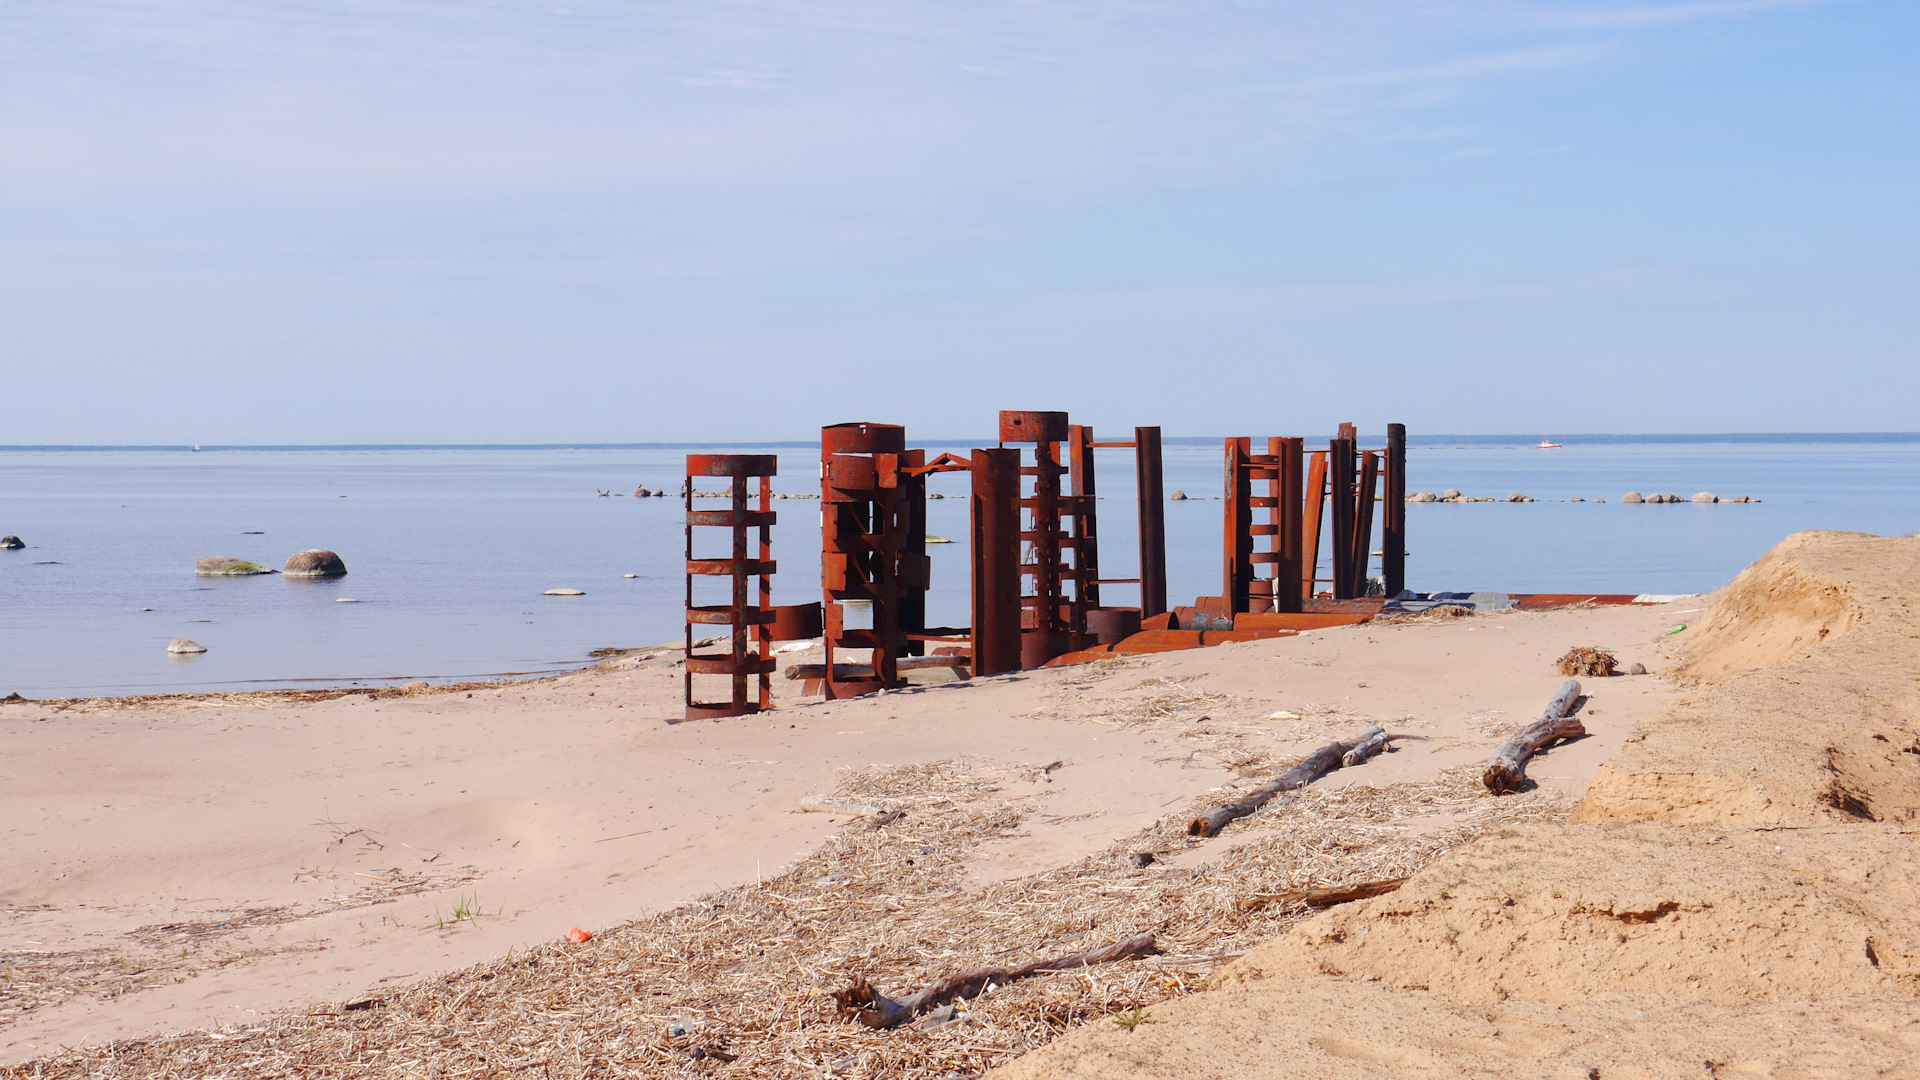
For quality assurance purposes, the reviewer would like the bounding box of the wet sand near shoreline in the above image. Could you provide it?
[1,600,1688,1064]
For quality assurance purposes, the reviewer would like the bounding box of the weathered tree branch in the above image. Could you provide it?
[831,933,1159,1029]
[1188,726,1387,838]
[1482,679,1586,795]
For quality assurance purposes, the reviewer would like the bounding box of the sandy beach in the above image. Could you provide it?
[2,594,1694,1067]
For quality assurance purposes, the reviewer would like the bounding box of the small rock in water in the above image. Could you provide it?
[167,638,208,654]
[1692,492,1718,504]
[1406,492,1438,503]
[1506,493,1534,503]
[335,597,361,603]
[623,573,639,578]
[1622,492,1644,504]
[284,549,348,578]
[1442,489,1462,499]
[196,556,275,576]
[1628,662,1648,675]
[1167,490,1189,501]
[1595,498,1606,503]
[925,534,953,544]
[0,535,25,550]
[545,588,586,596]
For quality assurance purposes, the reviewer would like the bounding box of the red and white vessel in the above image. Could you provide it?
[1535,439,1563,449]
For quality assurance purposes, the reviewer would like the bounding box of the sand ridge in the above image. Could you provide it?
[993,531,1920,1079]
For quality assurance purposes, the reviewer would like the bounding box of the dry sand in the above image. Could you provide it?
[995,531,1920,1080]
[0,594,1696,1071]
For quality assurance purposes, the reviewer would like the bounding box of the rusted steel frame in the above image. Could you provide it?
[683,453,778,720]
[1273,437,1304,613]
[1301,450,1328,601]
[1383,424,1406,598]
[1222,437,1252,614]
[1135,426,1167,619]
[970,448,1023,677]
[1000,410,1073,668]
[1329,436,1357,599]
[1068,425,1100,612]
[821,423,909,699]
[1349,451,1380,597]
[907,452,974,476]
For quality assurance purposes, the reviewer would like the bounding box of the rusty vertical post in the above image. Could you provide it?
[1383,424,1406,598]
[1351,451,1380,597]
[683,454,777,720]
[1068,425,1100,613]
[1302,450,1327,602]
[1272,436,1304,614]
[1222,437,1251,615]
[1329,435,1357,599]
[821,423,907,698]
[897,448,929,656]
[970,447,1022,676]
[1134,426,1167,619]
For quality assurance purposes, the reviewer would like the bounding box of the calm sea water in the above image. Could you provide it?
[3,438,1917,699]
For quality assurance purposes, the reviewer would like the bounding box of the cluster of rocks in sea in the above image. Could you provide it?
[1621,492,1759,504]
[194,549,348,577]
[1405,489,1759,505]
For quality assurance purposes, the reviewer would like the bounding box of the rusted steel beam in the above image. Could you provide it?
[1135,426,1168,619]
[1274,436,1304,614]
[1350,450,1380,598]
[1383,423,1407,599]
[1302,451,1328,602]
[1329,435,1357,599]
[970,447,1023,677]
[1068,425,1100,612]
[1223,437,1251,615]
[683,453,778,721]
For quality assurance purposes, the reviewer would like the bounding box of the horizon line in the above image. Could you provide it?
[5,432,1920,452]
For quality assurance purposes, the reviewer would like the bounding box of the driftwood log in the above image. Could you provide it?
[1340,728,1390,768]
[1236,876,1410,913]
[1188,726,1386,838]
[784,655,970,681]
[831,932,1159,1029]
[1482,678,1586,795]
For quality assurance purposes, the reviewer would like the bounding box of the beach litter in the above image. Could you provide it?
[567,927,593,944]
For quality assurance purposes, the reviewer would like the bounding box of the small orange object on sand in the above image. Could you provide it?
[567,926,593,944]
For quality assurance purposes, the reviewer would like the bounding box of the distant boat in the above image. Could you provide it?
[190,444,202,452]
[1535,440,1562,449]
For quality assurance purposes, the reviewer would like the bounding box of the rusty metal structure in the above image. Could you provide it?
[819,423,929,699]
[995,411,1169,666]
[683,453,777,720]
[1222,423,1408,609]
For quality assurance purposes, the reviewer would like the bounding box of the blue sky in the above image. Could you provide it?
[2,0,1914,442]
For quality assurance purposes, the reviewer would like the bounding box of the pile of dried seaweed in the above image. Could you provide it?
[7,760,1568,1080]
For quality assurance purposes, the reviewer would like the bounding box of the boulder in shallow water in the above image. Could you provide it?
[0,536,23,550]
[284,549,347,578]
[545,588,586,596]
[1442,489,1462,499]
[167,638,208,654]
[1693,492,1718,504]
[1622,492,1643,504]
[196,556,275,576]
[1168,490,1189,501]
[1407,492,1438,503]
